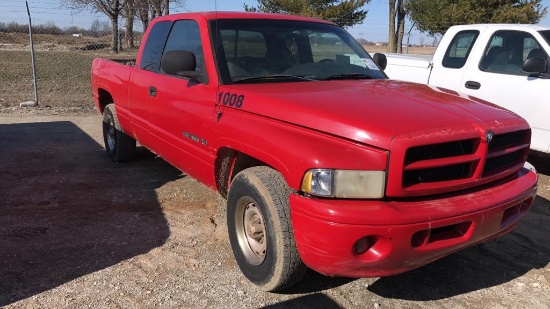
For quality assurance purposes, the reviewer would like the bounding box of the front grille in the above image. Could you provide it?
[483,151,523,175]
[403,163,474,187]
[403,138,478,188]
[405,139,476,164]
[401,129,529,190]
[482,129,530,177]
[489,130,527,151]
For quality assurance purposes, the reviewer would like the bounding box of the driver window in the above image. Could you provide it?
[523,37,548,62]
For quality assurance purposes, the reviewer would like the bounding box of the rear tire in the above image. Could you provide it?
[102,104,136,162]
[227,166,306,291]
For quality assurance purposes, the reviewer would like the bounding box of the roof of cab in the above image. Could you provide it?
[152,11,336,25]
[449,24,550,32]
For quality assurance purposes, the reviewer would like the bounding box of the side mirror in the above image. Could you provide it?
[161,50,202,80]
[523,56,547,74]
[372,53,387,71]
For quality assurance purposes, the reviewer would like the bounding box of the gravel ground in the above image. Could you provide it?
[1,107,549,309]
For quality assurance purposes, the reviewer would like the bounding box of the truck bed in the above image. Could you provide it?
[384,53,433,84]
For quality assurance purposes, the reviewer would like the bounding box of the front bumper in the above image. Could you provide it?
[290,164,538,277]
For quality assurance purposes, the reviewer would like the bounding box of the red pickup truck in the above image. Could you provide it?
[92,12,538,291]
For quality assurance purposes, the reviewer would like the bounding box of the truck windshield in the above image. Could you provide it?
[540,30,550,46]
[210,19,386,84]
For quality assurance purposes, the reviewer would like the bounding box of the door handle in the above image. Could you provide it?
[148,86,157,97]
[465,81,481,90]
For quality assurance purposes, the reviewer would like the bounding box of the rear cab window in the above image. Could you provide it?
[479,30,549,75]
[442,30,479,69]
[140,21,172,72]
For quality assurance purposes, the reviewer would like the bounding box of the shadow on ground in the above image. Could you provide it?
[367,195,550,300]
[0,121,182,306]
[261,293,343,309]
[528,151,550,175]
[281,269,356,294]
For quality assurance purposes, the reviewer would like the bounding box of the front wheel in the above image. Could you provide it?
[102,104,136,162]
[227,166,306,291]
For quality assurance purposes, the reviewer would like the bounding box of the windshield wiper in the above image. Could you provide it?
[323,73,376,81]
[232,75,315,84]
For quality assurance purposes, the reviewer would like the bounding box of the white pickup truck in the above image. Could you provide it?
[382,24,550,154]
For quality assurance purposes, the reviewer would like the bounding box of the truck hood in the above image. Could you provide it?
[223,79,522,150]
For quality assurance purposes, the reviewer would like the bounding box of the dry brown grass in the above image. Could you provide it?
[363,44,436,55]
[0,49,137,107]
[0,32,138,107]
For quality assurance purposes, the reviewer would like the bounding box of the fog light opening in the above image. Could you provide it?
[354,236,376,255]
[520,197,534,212]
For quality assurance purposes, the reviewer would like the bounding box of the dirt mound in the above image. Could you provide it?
[0,32,112,51]
[0,32,28,44]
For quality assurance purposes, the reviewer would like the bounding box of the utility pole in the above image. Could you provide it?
[21,0,39,107]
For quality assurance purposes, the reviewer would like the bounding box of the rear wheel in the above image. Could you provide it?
[102,104,136,162]
[227,166,306,291]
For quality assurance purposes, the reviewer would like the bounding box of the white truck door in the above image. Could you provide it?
[460,29,550,153]
[428,29,481,90]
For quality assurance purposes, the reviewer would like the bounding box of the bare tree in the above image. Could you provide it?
[135,0,150,33]
[90,19,102,37]
[123,0,135,48]
[164,0,169,15]
[388,0,406,53]
[150,0,162,18]
[134,0,184,32]
[63,0,127,52]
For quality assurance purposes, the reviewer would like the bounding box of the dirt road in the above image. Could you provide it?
[1,108,549,308]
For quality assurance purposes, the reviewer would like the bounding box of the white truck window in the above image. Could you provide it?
[442,30,479,69]
[479,30,548,75]
[541,30,550,45]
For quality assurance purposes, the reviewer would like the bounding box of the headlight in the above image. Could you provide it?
[301,169,386,199]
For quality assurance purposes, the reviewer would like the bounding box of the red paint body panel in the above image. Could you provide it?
[91,12,540,279]
[225,80,520,151]
[291,165,537,277]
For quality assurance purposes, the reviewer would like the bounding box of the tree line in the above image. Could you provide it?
[11,0,546,53]
[62,0,183,52]
[245,0,547,53]
[0,20,112,37]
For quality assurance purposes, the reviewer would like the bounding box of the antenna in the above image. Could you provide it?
[213,0,223,121]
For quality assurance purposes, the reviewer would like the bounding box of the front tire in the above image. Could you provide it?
[102,104,136,162]
[227,166,306,291]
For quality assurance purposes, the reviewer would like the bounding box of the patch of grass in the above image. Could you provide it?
[0,50,136,107]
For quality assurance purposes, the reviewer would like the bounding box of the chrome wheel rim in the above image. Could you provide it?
[235,198,266,265]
